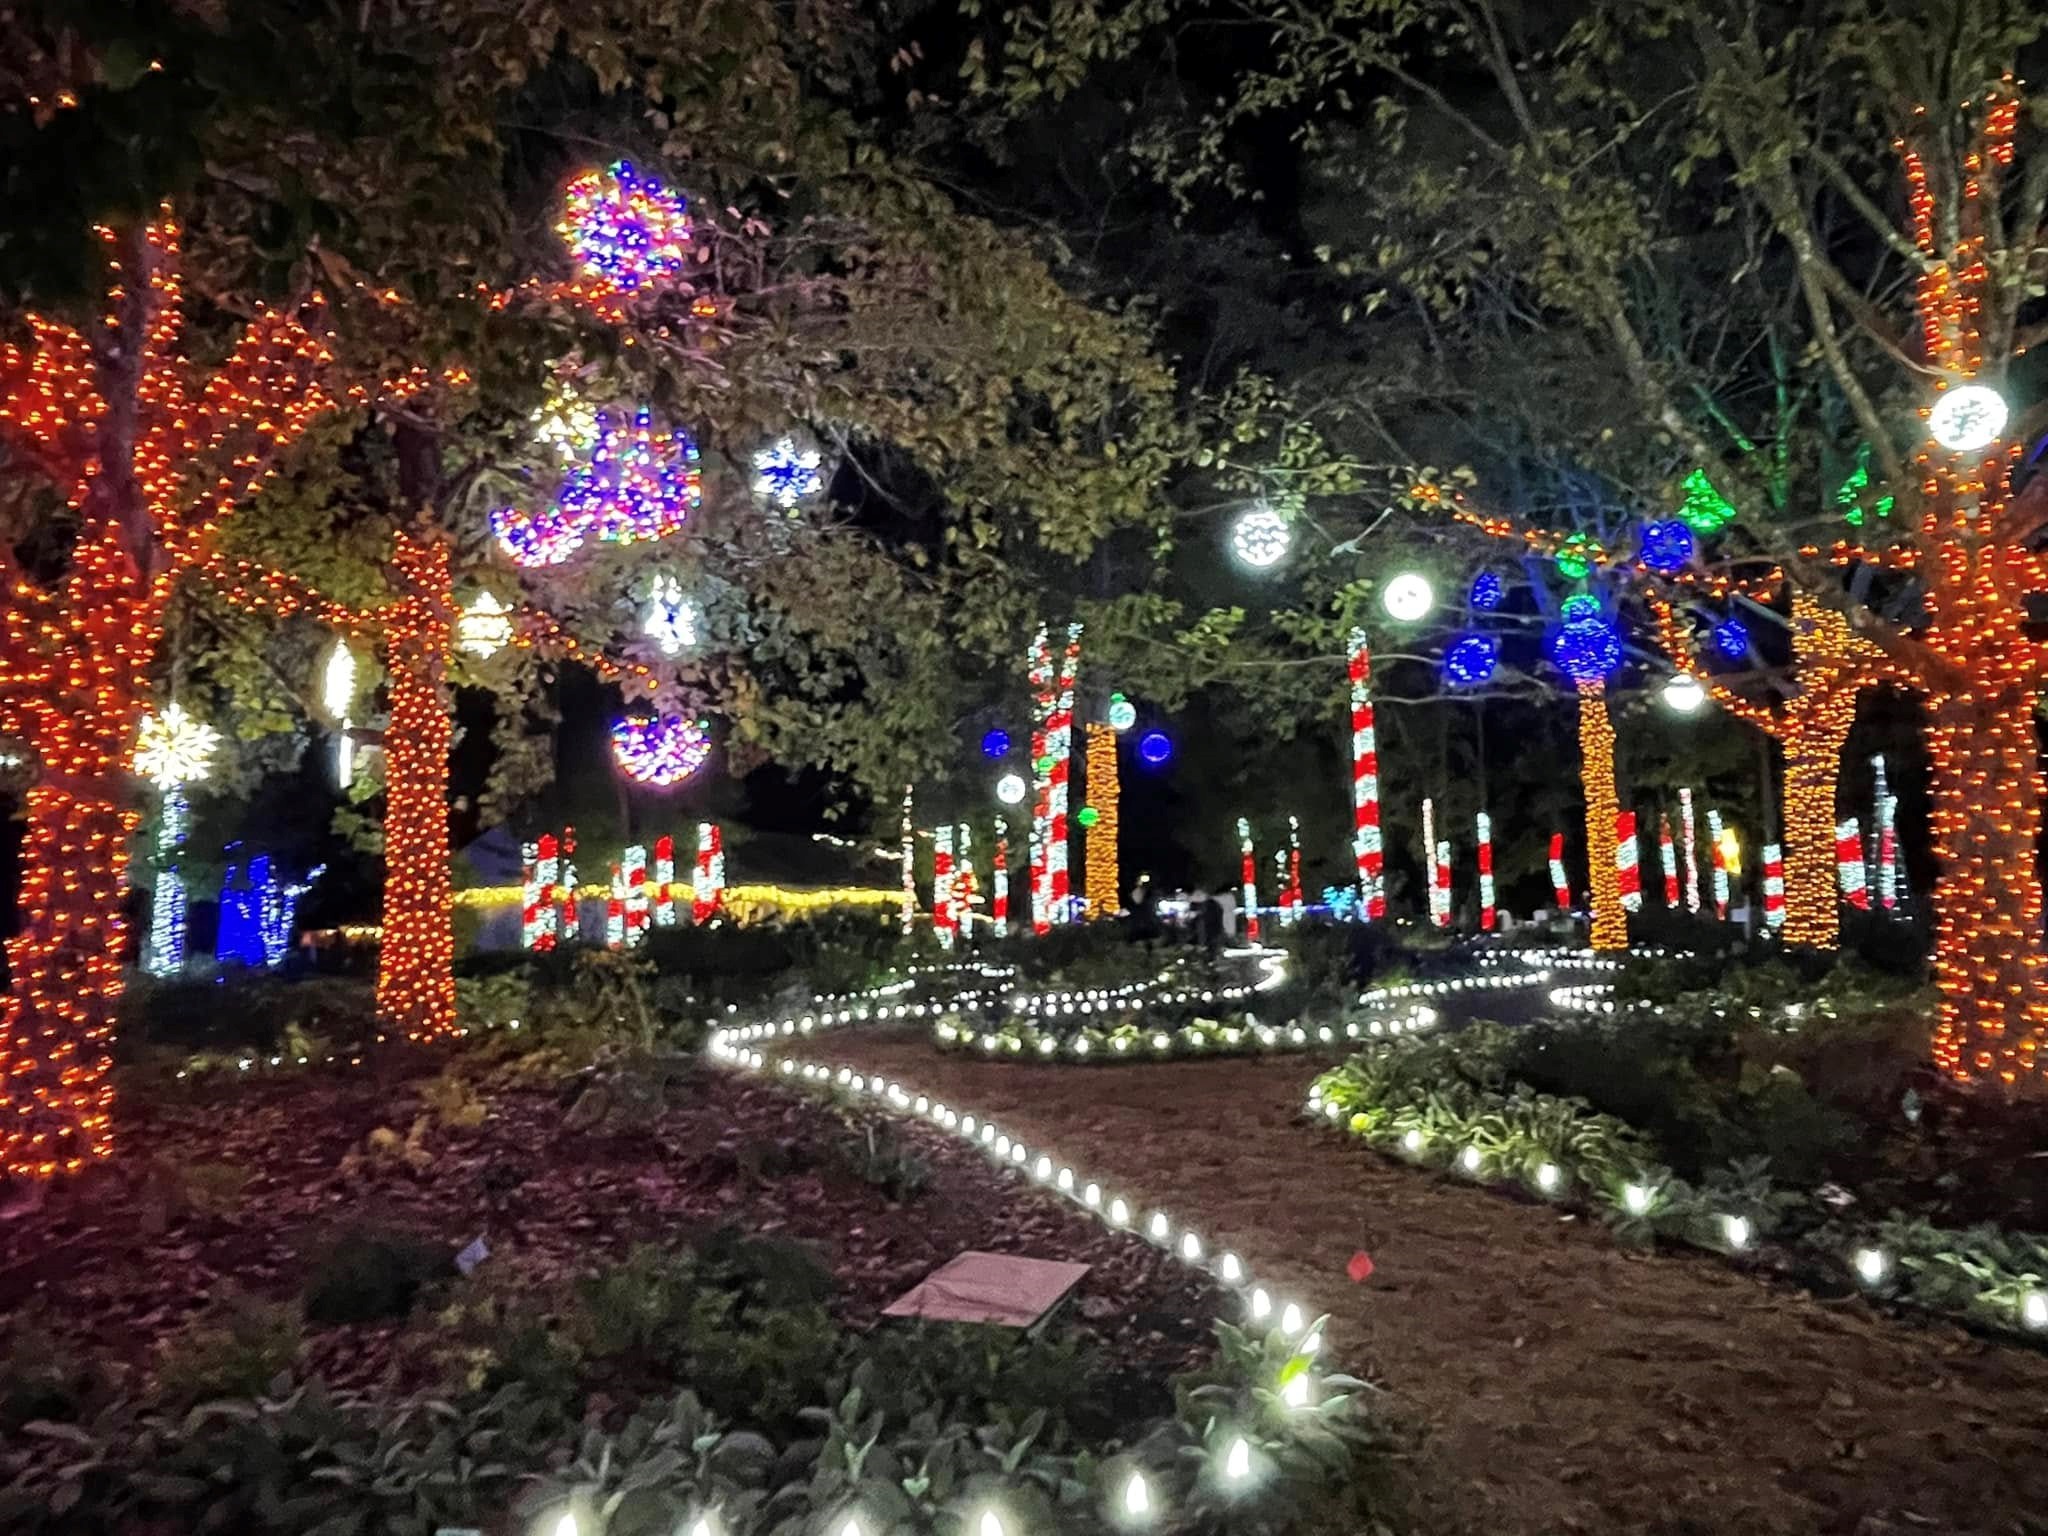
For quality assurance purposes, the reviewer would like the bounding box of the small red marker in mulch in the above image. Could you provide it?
[1347,1250,1375,1283]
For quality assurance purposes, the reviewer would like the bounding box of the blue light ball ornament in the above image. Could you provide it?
[1550,609,1624,683]
[981,729,1011,759]
[1468,571,1505,611]
[1713,617,1750,659]
[1442,633,1499,687]
[1137,731,1173,767]
[1639,519,1696,574]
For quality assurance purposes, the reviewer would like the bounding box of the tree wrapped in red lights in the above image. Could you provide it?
[0,217,351,1176]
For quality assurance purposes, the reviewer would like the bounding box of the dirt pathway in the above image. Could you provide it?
[803,1029,2048,1536]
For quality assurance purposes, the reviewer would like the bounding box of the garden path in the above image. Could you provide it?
[808,1028,2048,1536]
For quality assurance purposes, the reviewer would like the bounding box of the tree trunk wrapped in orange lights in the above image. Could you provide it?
[0,217,348,1177]
[1648,591,1894,951]
[1574,680,1629,952]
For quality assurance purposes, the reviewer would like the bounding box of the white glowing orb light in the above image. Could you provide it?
[1230,504,1292,568]
[134,703,221,790]
[688,1519,716,1536]
[1121,1471,1152,1518]
[1661,673,1706,715]
[995,772,1028,805]
[1280,1371,1311,1408]
[458,592,514,658]
[322,641,356,719]
[978,1511,1006,1536]
[1107,692,1137,732]
[642,573,699,657]
[1381,571,1435,623]
[550,1512,579,1536]
[1225,1437,1252,1482]
[1927,382,2008,452]
[1854,1248,1888,1285]
[1721,1214,1752,1251]
[1622,1182,1652,1216]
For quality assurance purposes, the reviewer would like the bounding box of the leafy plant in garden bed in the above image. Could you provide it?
[1309,1030,2048,1345]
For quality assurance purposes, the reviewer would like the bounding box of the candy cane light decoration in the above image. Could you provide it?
[654,834,677,927]
[933,825,957,950]
[1678,787,1702,913]
[694,821,725,923]
[1238,816,1261,942]
[1616,811,1643,913]
[1837,817,1868,909]
[1476,810,1496,932]
[899,785,916,936]
[1707,810,1729,920]
[1549,832,1570,910]
[1762,842,1787,930]
[991,817,1009,938]
[1348,629,1386,919]
[1873,754,1900,911]
[1658,814,1680,908]
[1047,623,1082,925]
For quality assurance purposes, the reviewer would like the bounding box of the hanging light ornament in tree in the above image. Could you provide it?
[1229,504,1291,568]
[457,592,513,658]
[1676,467,1738,534]
[1638,519,1696,573]
[531,380,600,464]
[1468,570,1505,611]
[1661,672,1706,714]
[982,729,1011,758]
[753,435,825,509]
[1712,616,1750,660]
[1442,633,1499,687]
[1138,731,1173,767]
[610,713,712,787]
[1549,596,1623,683]
[558,160,692,293]
[995,772,1027,805]
[1107,692,1137,732]
[133,703,221,791]
[322,639,358,789]
[642,573,698,657]
[1381,571,1435,622]
[492,409,701,567]
[1927,382,2008,452]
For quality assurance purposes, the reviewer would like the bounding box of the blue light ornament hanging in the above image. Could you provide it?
[1442,633,1499,687]
[1137,731,1173,767]
[611,713,713,787]
[1468,570,1505,611]
[753,436,825,510]
[981,729,1011,759]
[1549,598,1623,684]
[1638,519,1696,574]
[1712,616,1750,659]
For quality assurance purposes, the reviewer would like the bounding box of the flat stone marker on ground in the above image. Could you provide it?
[882,1251,1091,1327]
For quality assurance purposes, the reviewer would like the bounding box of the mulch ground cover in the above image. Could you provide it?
[0,1056,1218,1400]
[811,1026,2048,1536]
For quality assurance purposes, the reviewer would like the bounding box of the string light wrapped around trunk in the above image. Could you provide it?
[1476,811,1496,932]
[1046,624,1082,926]
[1616,812,1642,913]
[1287,815,1304,922]
[1707,811,1729,920]
[933,825,956,950]
[991,819,1009,938]
[1763,843,1787,930]
[623,843,649,945]
[1679,788,1701,915]
[694,822,724,923]
[558,826,579,942]
[899,786,916,936]
[654,835,677,927]
[1083,722,1119,918]
[1348,630,1386,919]
[1576,681,1628,950]
[1873,755,1901,911]
[1658,814,1680,907]
[1238,817,1261,942]
[1435,840,1453,927]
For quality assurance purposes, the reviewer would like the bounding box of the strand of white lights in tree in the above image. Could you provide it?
[557,827,579,942]
[1476,811,1495,932]
[933,825,956,951]
[1679,788,1701,913]
[1616,811,1642,914]
[1237,816,1261,941]
[1348,630,1386,919]
[1273,849,1290,926]
[1706,811,1729,920]
[899,785,916,936]
[322,639,356,790]
[1287,815,1303,925]
[144,788,191,977]
[1421,798,1439,925]
[956,824,977,940]
[1047,623,1082,925]
[1836,817,1868,909]
[1873,755,1900,911]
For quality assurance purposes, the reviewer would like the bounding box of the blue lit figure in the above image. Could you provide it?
[1550,611,1624,684]
[981,728,1011,759]
[1138,731,1173,767]
[1442,633,1499,687]
[1713,616,1750,660]
[1468,570,1505,611]
[753,436,825,509]
[1638,519,1696,574]
[216,860,265,967]
[1323,886,1360,921]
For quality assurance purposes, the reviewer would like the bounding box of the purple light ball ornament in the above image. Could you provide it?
[493,409,702,568]
[559,161,692,293]
[611,714,713,787]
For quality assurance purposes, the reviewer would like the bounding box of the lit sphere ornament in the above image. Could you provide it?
[1106,693,1137,732]
[610,713,712,787]
[1078,806,1100,829]
[641,574,698,657]
[981,729,1011,759]
[1230,505,1292,568]
[1468,571,1505,611]
[1560,593,1602,624]
[531,382,600,464]
[559,160,692,292]
[1549,610,1623,684]
[1638,519,1696,574]
[456,592,514,658]
[1441,633,1499,687]
[1712,616,1749,659]
[995,772,1028,805]
[1661,673,1707,714]
[492,408,701,567]
[1381,571,1435,623]
[1927,382,2008,452]
[1137,731,1173,766]
[134,703,222,790]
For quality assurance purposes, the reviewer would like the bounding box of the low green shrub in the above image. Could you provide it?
[302,1229,453,1325]
[153,1290,302,1403]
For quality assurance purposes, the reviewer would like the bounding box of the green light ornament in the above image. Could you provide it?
[1676,468,1737,534]
[1078,806,1100,829]
[1554,532,1596,580]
